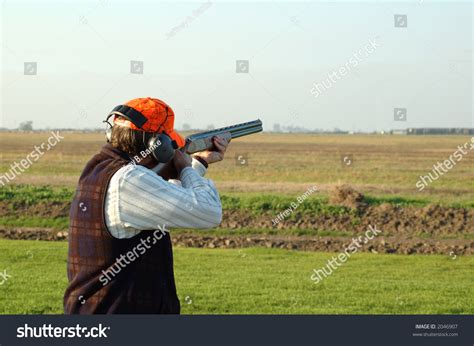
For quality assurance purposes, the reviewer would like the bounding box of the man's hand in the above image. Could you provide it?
[192,135,230,165]
[173,150,193,175]
[157,160,178,180]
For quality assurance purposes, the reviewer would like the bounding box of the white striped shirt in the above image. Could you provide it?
[104,158,222,239]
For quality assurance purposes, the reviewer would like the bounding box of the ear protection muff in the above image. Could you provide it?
[104,105,178,163]
[104,118,113,143]
[148,132,179,163]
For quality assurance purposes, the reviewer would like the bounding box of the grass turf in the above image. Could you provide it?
[2,184,474,209]
[0,239,472,314]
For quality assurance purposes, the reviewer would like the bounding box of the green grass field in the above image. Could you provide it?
[0,239,472,314]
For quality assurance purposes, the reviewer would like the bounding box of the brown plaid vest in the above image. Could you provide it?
[64,144,180,314]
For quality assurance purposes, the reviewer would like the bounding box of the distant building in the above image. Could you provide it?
[407,128,474,135]
[391,129,407,135]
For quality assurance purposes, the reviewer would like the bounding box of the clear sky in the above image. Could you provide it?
[1,0,472,131]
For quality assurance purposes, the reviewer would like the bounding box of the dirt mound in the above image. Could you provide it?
[0,227,67,241]
[0,202,473,238]
[221,207,473,238]
[170,234,472,255]
[0,188,473,240]
[0,201,69,218]
[329,185,367,210]
[0,227,471,255]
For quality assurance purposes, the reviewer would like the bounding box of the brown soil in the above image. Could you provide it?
[0,200,69,218]
[172,234,472,255]
[0,227,68,241]
[221,205,474,238]
[1,199,473,238]
[1,186,472,254]
[329,184,367,210]
[0,227,471,255]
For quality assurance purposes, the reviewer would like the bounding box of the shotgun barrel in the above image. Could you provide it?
[184,119,262,154]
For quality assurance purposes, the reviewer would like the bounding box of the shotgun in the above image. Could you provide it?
[151,119,263,174]
[183,119,263,154]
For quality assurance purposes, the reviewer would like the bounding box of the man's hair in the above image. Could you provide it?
[110,116,153,156]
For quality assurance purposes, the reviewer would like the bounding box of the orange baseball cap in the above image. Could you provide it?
[113,97,185,148]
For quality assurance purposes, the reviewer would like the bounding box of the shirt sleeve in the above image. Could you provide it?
[191,157,207,176]
[111,164,222,233]
[166,158,207,187]
[151,157,207,179]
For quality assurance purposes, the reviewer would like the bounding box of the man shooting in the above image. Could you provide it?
[64,97,229,314]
